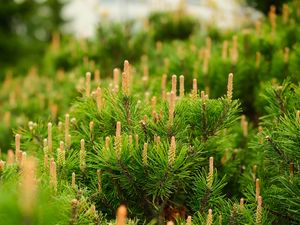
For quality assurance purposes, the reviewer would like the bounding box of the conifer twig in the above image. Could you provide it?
[47,123,52,153]
[72,172,76,189]
[241,115,248,137]
[97,169,102,193]
[20,156,37,218]
[86,72,91,97]
[6,149,14,165]
[70,199,79,225]
[207,157,214,189]
[80,139,86,172]
[96,87,102,111]
[240,198,244,209]
[0,160,4,171]
[50,159,57,192]
[15,133,21,163]
[115,122,122,159]
[122,60,130,96]
[113,68,120,92]
[289,161,294,179]
[227,73,233,101]
[206,209,213,225]
[179,75,184,97]
[255,196,263,225]
[105,136,110,151]
[169,91,176,125]
[168,136,176,167]
[192,79,197,99]
[255,178,260,201]
[142,143,148,166]
[57,141,65,166]
[89,121,94,140]
[186,215,192,225]
[172,75,177,96]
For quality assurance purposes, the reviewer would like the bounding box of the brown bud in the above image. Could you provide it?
[179,75,184,97]
[256,178,260,201]
[85,72,91,97]
[171,75,177,96]
[116,205,127,225]
[227,73,233,101]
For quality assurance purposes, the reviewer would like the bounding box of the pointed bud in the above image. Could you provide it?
[171,75,177,96]
[169,91,176,125]
[179,75,184,97]
[142,143,148,166]
[186,216,192,225]
[135,134,139,149]
[105,136,110,150]
[256,178,260,201]
[115,122,122,159]
[72,172,76,189]
[240,198,244,208]
[151,96,157,115]
[241,115,248,137]
[207,157,214,189]
[20,157,37,216]
[227,73,233,101]
[168,136,176,166]
[7,149,14,165]
[116,205,127,225]
[206,209,213,225]
[57,141,65,166]
[85,72,91,97]
[80,139,86,172]
[255,196,263,225]
[15,134,21,163]
[97,169,102,193]
[192,79,197,99]
[96,87,102,111]
[89,121,94,138]
[50,159,57,192]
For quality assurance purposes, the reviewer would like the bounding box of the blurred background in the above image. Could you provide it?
[0,0,287,76]
[1,0,296,152]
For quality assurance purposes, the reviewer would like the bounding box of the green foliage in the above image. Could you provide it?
[0,0,67,74]
[148,11,198,41]
[1,1,300,224]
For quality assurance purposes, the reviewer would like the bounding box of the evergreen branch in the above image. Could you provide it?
[199,188,211,214]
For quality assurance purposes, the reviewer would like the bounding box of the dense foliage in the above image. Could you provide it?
[0,1,300,225]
